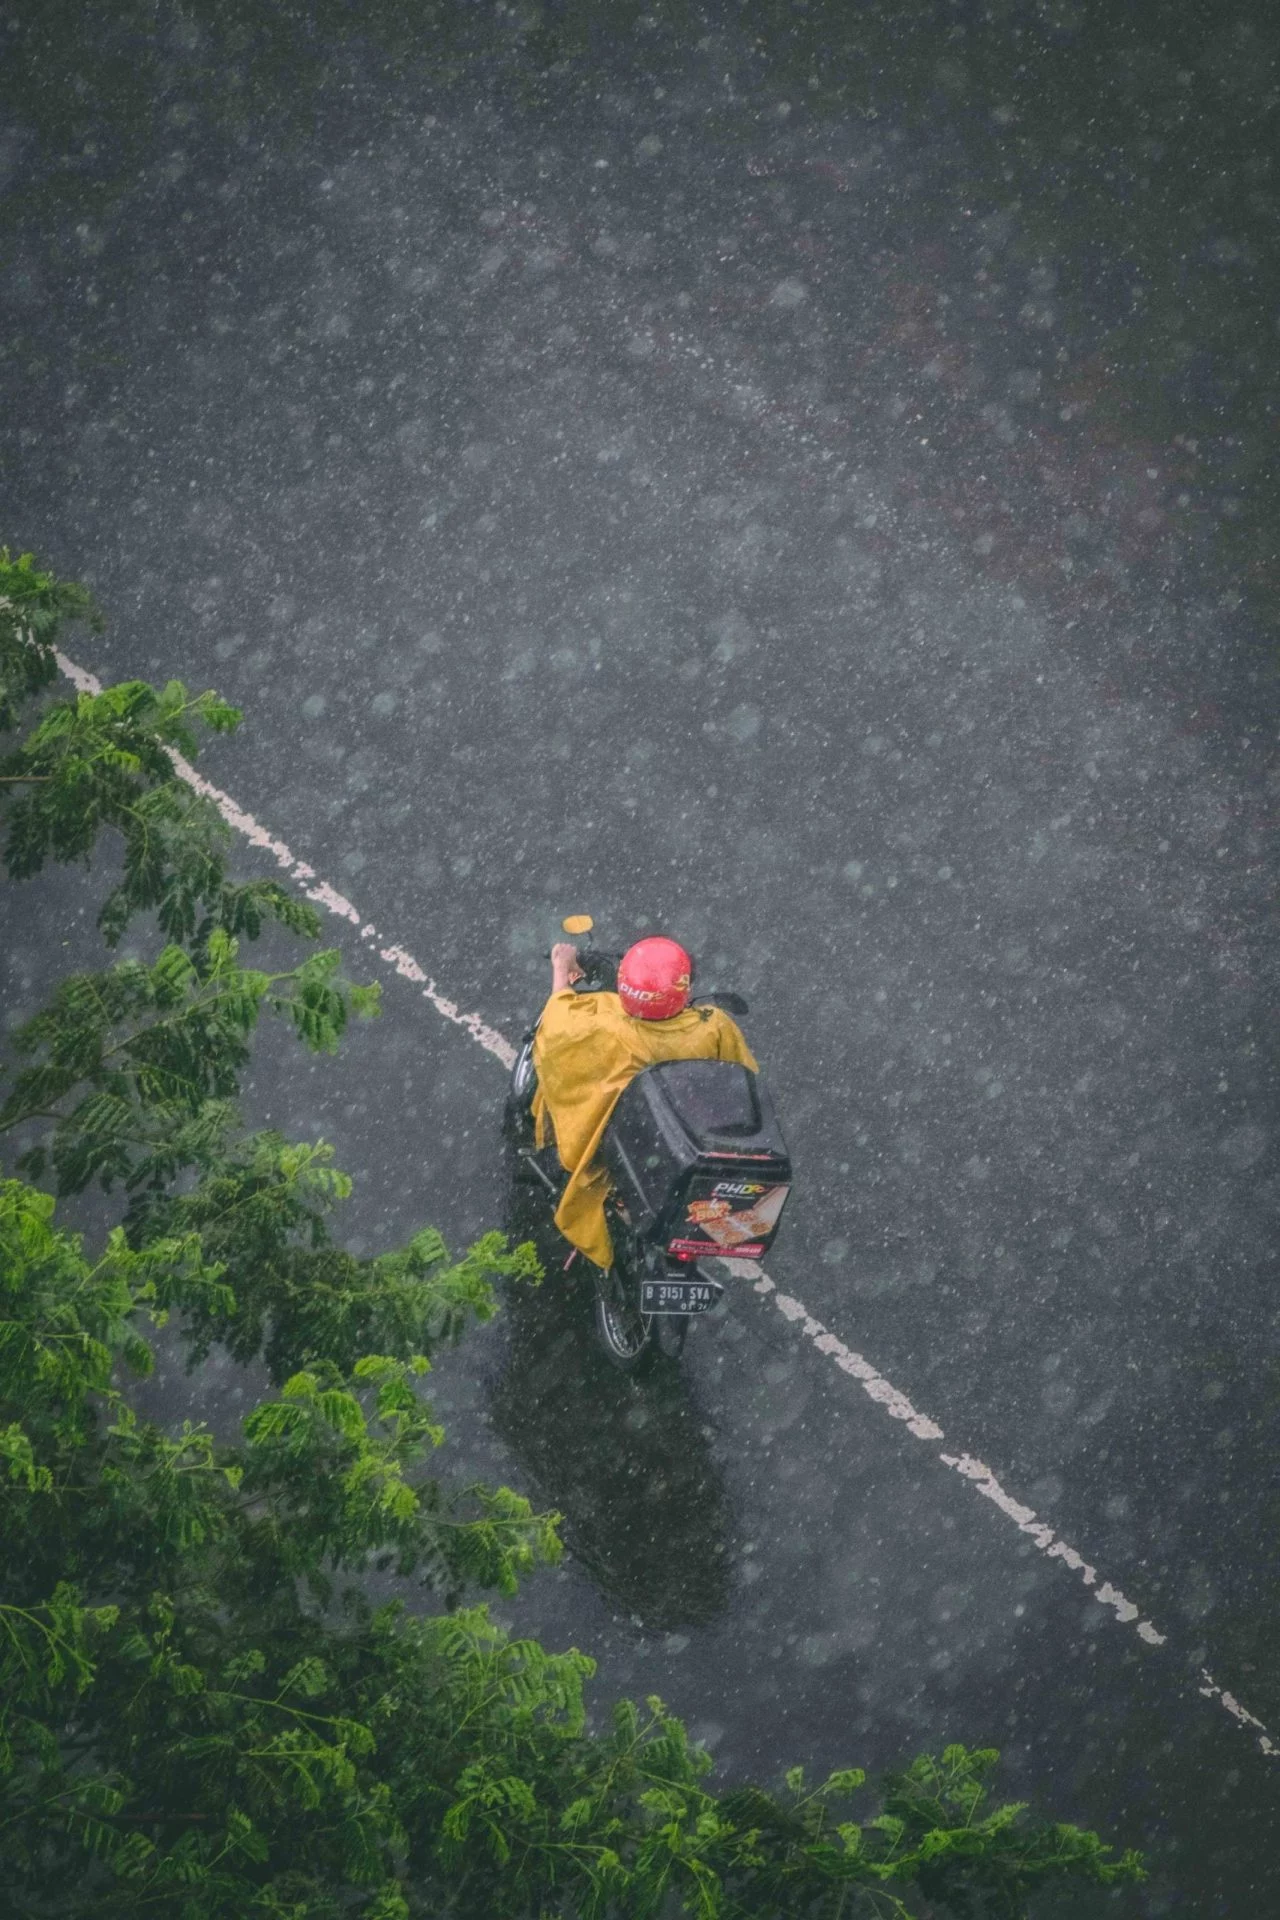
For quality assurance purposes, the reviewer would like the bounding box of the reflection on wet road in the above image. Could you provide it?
[492,1181,735,1633]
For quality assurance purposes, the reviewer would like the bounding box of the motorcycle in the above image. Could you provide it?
[504,917,792,1373]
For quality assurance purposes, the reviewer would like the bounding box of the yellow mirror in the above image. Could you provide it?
[562,914,594,936]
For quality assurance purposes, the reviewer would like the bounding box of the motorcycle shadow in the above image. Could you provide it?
[489,1179,736,1634]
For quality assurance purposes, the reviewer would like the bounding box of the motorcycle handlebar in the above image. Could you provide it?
[575,946,621,989]
[539,944,620,987]
[542,944,746,1013]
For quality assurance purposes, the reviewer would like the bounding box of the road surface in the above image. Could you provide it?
[2,6,1277,1912]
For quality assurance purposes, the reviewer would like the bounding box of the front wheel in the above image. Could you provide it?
[592,1264,656,1374]
[503,1032,537,1144]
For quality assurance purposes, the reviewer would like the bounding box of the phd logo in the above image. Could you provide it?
[713,1181,765,1198]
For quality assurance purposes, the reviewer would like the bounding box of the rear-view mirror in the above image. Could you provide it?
[698,990,750,1016]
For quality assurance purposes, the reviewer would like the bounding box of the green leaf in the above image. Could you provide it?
[824,1767,866,1795]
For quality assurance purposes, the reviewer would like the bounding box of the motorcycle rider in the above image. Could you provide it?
[532,935,757,1272]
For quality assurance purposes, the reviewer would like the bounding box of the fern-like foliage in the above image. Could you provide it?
[0,1181,564,1916]
[1,556,315,953]
[0,547,101,732]
[126,1125,541,1381]
[1,674,324,951]
[1,935,381,1195]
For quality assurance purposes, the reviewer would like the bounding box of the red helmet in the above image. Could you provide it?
[617,936,693,1021]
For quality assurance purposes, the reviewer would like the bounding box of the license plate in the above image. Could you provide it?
[641,1278,722,1316]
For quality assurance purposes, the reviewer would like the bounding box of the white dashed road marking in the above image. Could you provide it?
[54,649,1276,1760]
[55,652,517,1067]
[730,1263,1172,1649]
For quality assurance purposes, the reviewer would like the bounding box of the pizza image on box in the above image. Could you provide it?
[678,1182,790,1251]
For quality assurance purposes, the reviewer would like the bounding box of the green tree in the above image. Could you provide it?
[0,548,1144,1915]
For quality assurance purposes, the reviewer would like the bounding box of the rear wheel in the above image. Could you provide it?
[593,1263,656,1373]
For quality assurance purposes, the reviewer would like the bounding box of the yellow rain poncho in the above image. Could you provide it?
[532,990,758,1271]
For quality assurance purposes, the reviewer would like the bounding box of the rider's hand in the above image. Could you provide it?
[551,942,585,993]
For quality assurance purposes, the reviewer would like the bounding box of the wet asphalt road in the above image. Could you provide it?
[2,5,1278,1913]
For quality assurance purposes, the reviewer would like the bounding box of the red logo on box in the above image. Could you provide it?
[667,1238,766,1259]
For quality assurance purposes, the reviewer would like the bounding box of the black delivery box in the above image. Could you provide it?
[602,1059,792,1261]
